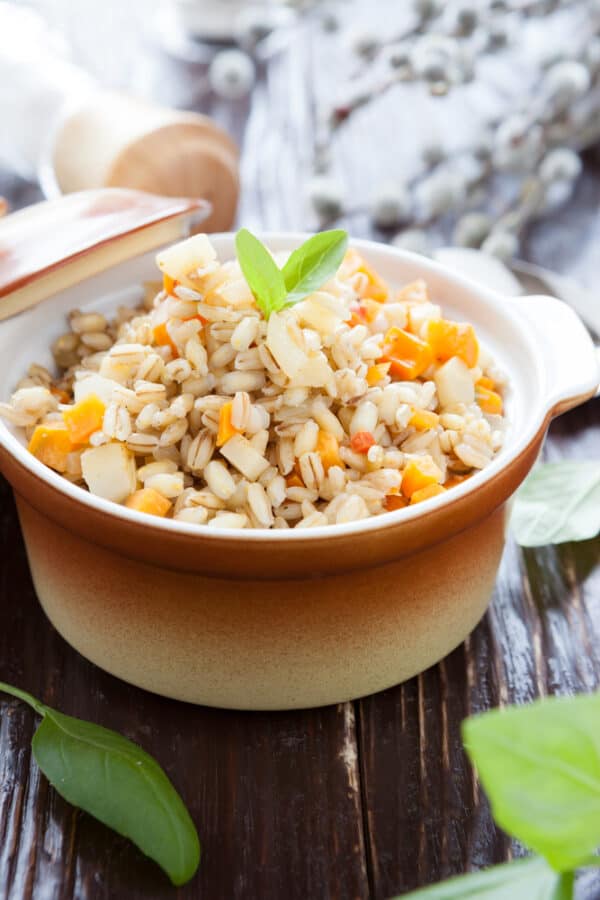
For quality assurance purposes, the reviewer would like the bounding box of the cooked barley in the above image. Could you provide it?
[8,235,507,529]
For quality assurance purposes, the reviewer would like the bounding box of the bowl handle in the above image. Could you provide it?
[509,294,600,417]
[0,189,210,322]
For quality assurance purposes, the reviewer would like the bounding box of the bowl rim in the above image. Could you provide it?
[0,232,563,543]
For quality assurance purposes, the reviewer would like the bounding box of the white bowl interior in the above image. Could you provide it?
[0,234,548,541]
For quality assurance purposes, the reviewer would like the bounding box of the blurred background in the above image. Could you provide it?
[2,0,600,283]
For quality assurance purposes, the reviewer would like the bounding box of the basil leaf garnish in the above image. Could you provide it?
[235,228,348,318]
[398,857,572,899]
[463,692,600,873]
[235,228,287,319]
[512,461,600,546]
[281,229,348,303]
[0,682,200,886]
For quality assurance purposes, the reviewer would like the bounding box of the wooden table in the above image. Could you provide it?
[1,10,599,898]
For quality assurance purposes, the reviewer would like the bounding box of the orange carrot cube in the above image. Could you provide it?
[153,321,179,357]
[384,494,408,511]
[426,319,479,368]
[62,394,105,445]
[28,422,74,473]
[125,488,172,517]
[380,327,433,380]
[409,409,440,431]
[350,431,376,454]
[401,457,443,498]
[476,385,503,415]
[410,483,447,504]
[316,430,342,470]
[366,362,391,386]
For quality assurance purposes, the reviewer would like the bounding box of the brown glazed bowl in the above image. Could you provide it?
[0,195,598,709]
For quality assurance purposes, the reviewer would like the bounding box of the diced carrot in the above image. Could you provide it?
[366,362,391,386]
[349,305,367,328]
[476,376,495,391]
[396,279,429,304]
[350,431,376,454]
[216,401,240,448]
[163,274,178,296]
[426,319,479,368]
[316,430,342,470]
[384,494,408,511]
[401,457,443,498]
[410,483,447,504]
[125,488,172,517]
[409,409,439,431]
[286,472,304,488]
[50,386,71,404]
[28,422,74,473]
[380,327,433,380]
[62,394,105,444]
[476,385,503,415]
[343,249,389,302]
[153,321,179,357]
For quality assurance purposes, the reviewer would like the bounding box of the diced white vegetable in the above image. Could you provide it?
[74,374,118,406]
[156,234,217,288]
[295,294,347,334]
[266,312,307,379]
[290,353,332,388]
[434,357,475,407]
[212,278,254,308]
[220,434,270,481]
[81,443,137,503]
[408,302,442,338]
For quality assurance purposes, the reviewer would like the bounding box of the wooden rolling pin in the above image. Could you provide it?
[50,91,240,233]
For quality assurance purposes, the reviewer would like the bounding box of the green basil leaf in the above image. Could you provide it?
[512,461,600,546]
[463,692,600,873]
[281,229,348,303]
[0,682,200,886]
[235,228,287,319]
[397,858,572,899]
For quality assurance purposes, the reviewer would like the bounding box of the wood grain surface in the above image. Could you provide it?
[0,5,599,898]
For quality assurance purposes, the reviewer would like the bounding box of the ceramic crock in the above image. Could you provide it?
[0,191,597,710]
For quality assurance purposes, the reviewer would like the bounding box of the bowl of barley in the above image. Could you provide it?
[0,223,597,709]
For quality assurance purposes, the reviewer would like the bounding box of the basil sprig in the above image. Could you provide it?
[463,693,600,873]
[400,691,600,899]
[235,228,348,319]
[0,682,200,886]
[399,857,573,899]
[512,461,600,546]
